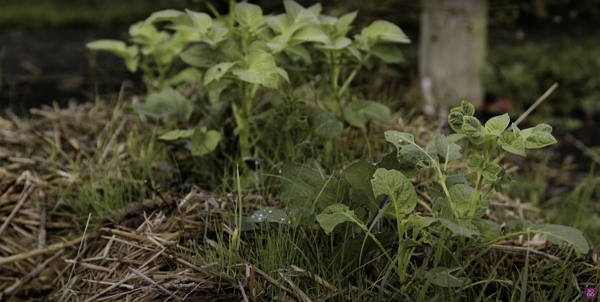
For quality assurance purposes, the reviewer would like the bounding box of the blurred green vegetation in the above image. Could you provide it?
[0,0,190,29]
[485,41,600,119]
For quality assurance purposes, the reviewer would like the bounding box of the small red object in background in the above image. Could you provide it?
[485,97,515,114]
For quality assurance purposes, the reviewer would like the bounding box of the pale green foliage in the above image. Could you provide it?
[274,100,588,293]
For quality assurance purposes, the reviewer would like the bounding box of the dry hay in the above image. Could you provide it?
[0,100,598,301]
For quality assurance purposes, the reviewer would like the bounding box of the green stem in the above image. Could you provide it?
[337,52,372,98]
[468,173,484,218]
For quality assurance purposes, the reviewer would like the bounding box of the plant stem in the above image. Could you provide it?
[468,173,484,218]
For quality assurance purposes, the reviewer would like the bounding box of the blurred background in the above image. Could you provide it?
[1,0,599,162]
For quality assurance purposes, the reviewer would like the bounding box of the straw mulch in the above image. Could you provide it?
[0,101,253,301]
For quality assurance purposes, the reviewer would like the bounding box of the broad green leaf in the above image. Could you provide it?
[129,21,161,45]
[466,154,502,181]
[307,3,322,15]
[312,109,343,139]
[247,207,288,224]
[425,267,470,288]
[86,40,127,57]
[448,112,464,133]
[445,174,467,188]
[180,44,220,68]
[231,50,279,88]
[462,116,483,141]
[472,219,502,242]
[458,100,476,116]
[283,44,311,64]
[384,130,415,148]
[370,44,405,63]
[283,0,320,24]
[165,67,203,87]
[500,131,526,156]
[123,46,139,72]
[361,20,410,44]
[144,9,183,24]
[448,184,475,217]
[439,218,480,238]
[135,88,193,121]
[158,129,194,141]
[336,11,358,35]
[266,14,289,34]
[292,27,331,45]
[315,37,352,50]
[484,113,510,135]
[400,145,436,166]
[235,2,265,32]
[342,156,378,213]
[310,177,350,213]
[377,151,419,179]
[277,67,290,83]
[167,10,212,34]
[316,204,364,234]
[371,168,417,216]
[405,215,437,234]
[204,62,236,85]
[279,160,322,210]
[202,26,229,47]
[333,232,397,266]
[191,128,220,157]
[434,134,462,161]
[347,46,361,62]
[507,220,589,254]
[521,124,557,149]
[343,100,391,130]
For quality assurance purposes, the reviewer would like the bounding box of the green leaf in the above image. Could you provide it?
[316,204,364,234]
[310,178,350,213]
[283,44,311,63]
[456,100,475,116]
[86,40,127,57]
[283,0,320,24]
[361,20,410,44]
[521,124,557,149]
[472,219,502,242]
[202,26,229,47]
[336,11,357,35]
[405,215,437,234]
[180,44,220,68]
[204,62,236,85]
[165,67,203,87]
[371,168,417,216]
[342,156,378,213]
[279,160,322,210]
[384,130,415,148]
[448,112,464,133]
[343,100,391,130]
[462,116,483,142]
[425,267,470,288]
[158,129,194,141]
[315,37,352,50]
[292,27,331,45]
[507,220,589,254]
[135,88,193,121]
[248,207,288,224]
[400,145,435,166]
[312,109,343,139]
[144,9,183,24]
[439,218,480,238]
[484,113,510,136]
[500,131,526,156]
[191,128,220,157]
[232,50,279,88]
[370,44,405,63]
[235,2,265,31]
[167,9,212,34]
[434,134,462,161]
[448,184,475,217]
[466,154,502,181]
[266,14,289,34]
[123,46,139,72]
